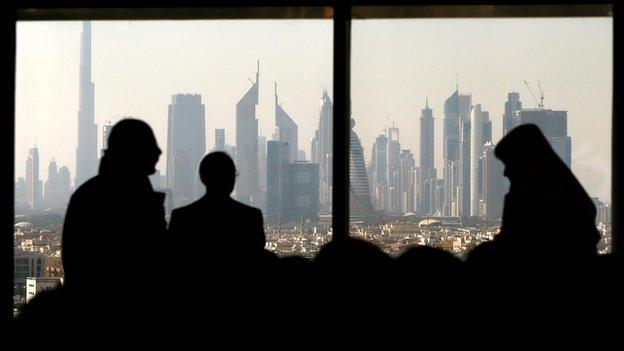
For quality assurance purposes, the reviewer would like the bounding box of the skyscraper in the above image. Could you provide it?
[44,159,58,205]
[515,109,571,168]
[419,99,435,214]
[443,88,471,216]
[214,129,225,152]
[258,134,267,193]
[399,149,415,213]
[310,130,319,164]
[15,178,26,207]
[457,118,471,217]
[267,140,289,223]
[275,82,298,162]
[349,118,373,216]
[482,142,504,221]
[75,21,98,188]
[166,93,206,208]
[45,159,72,208]
[470,104,492,216]
[257,134,268,212]
[26,146,41,210]
[386,125,401,214]
[442,89,472,216]
[288,162,320,222]
[297,150,306,161]
[101,121,112,157]
[236,61,260,206]
[315,90,333,211]
[503,92,522,135]
[370,134,388,211]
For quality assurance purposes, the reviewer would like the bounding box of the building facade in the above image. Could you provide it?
[166,93,206,208]
[26,146,41,210]
[275,82,298,162]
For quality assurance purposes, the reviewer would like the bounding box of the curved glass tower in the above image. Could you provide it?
[349,118,373,216]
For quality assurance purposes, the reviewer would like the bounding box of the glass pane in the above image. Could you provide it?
[351,17,612,257]
[14,18,332,314]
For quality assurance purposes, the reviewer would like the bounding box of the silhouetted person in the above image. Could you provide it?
[168,152,266,269]
[61,119,166,312]
[466,123,601,302]
[502,124,597,258]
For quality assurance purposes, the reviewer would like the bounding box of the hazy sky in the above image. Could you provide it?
[352,17,612,202]
[16,20,333,183]
[16,17,612,202]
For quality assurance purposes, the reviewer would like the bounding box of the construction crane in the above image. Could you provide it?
[524,80,544,109]
[537,79,545,108]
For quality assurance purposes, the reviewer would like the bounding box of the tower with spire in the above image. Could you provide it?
[75,21,98,188]
[235,60,260,206]
[274,82,298,162]
[419,98,435,214]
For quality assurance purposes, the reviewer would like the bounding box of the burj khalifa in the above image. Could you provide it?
[75,21,98,188]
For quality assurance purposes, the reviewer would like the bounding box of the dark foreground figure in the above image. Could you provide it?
[17,123,618,332]
[18,119,167,322]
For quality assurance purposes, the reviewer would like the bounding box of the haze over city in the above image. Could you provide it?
[15,17,612,201]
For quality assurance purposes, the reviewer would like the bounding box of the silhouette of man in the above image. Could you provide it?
[168,152,266,266]
[62,119,166,294]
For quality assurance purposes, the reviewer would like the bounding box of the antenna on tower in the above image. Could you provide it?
[382,114,391,131]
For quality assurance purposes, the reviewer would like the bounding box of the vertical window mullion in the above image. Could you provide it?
[332,2,351,241]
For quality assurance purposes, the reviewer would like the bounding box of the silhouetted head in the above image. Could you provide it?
[102,119,161,177]
[199,152,236,197]
[495,124,558,186]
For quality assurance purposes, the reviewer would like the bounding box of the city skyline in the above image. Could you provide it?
[15,18,612,203]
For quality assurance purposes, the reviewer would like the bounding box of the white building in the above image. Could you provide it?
[26,277,61,302]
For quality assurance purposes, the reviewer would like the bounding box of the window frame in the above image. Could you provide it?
[3,1,618,321]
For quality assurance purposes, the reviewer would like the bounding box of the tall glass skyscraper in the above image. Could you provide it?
[275,82,298,162]
[236,61,260,206]
[370,134,388,211]
[349,118,373,215]
[267,140,290,223]
[26,146,41,210]
[419,99,435,214]
[214,129,225,152]
[315,90,333,211]
[443,88,471,216]
[386,125,401,214]
[75,21,98,188]
[503,92,522,136]
[166,93,206,208]
[470,104,492,216]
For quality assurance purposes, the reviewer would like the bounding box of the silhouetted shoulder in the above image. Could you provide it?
[67,176,101,201]
[169,201,199,217]
[229,198,262,216]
